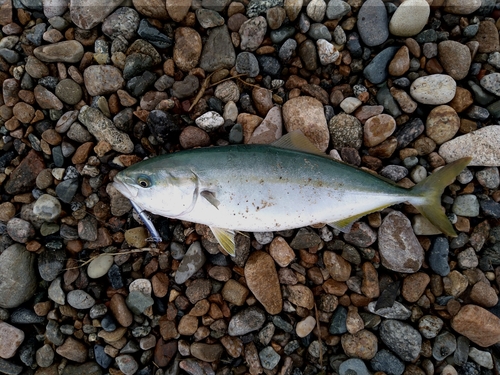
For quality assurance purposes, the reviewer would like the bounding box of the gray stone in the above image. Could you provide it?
[370,349,404,375]
[67,290,96,309]
[228,306,266,336]
[452,195,480,217]
[357,0,388,47]
[0,244,36,309]
[125,291,154,315]
[200,25,236,72]
[259,346,280,370]
[326,0,351,19]
[33,194,61,221]
[380,319,422,362]
[175,242,206,284]
[432,331,457,361]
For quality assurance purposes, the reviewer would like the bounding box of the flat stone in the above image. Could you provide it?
[363,114,396,147]
[378,211,424,273]
[55,337,87,363]
[70,0,122,29]
[389,0,430,37]
[439,126,500,166]
[451,304,500,347]
[190,343,223,362]
[444,0,481,15]
[244,251,282,314]
[200,25,236,72]
[472,20,500,53]
[283,96,329,151]
[357,0,388,47]
[33,40,84,63]
[438,40,471,80]
[410,74,456,105]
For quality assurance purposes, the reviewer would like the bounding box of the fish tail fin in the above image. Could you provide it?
[409,157,472,237]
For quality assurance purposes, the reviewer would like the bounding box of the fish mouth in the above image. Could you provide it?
[113,174,138,199]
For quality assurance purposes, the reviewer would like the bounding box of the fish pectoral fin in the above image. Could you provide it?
[273,130,326,157]
[210,226,236,256]
[201,190,220,209]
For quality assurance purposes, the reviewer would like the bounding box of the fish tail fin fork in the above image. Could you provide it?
[410,157,472,237]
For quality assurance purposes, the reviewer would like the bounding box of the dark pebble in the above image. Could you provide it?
[428,237,450,277]
[171,74,200,99]
[10,308,45,324]
[0,151,16,169]
[363,46,399,85]
[239,93,256,114]
[395,118,424,148]
[480,199,500,218]
[52,146,64,167]
[380,165,408,182]
[147,110,179,143]
[0,358,23,375]
[137,19,173,49]
[94,344,113,368]
[62,362,103,375]
[25,23,46,46]
[257,55,281,77]
[127,71,156,97]
[38,76,58,90]
[18,336,36,367]
[123,53,154,80]
[370,349,404,375]
[329,305,347,335]
[55,178,79,203]
[278,38,297,62]
[229,123,243,144]
[38,248,65,282]
[415,29,437,43]
[235,52,260,78]
[376,84,401,117]
[208,97,224,114]
[101,313,118,332]
[298,39,317,71]
[46,320,64,345]
[466,105,490,120]
[270,25,296,44]
[108,264,124,289]
[346,32,363,58]
[272,316,293,333]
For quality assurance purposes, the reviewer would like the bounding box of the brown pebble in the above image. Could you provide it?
[109,293,133,327]
[388,46,410,76]
[12,102,35,123]
[402,272,430,303]
[55,337,87,363]
[178,315,198,336]
[470,281,499,308]
[71,142,94,164]
[323,251,351,281]
[152,273,169,298]
[451,304,500,347]
[179,126,211,149]
[221,279,249,306]
[361,262,380,299]
[341,329,378,359]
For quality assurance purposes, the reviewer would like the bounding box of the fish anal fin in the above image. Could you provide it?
[201,190,220,209]
[272,130,326,157]
[210,226,236,256]
[328,204,394,233]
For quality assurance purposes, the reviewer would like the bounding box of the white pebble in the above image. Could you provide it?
[129,278,152,296]
[195,111,225,131]
[87,254,114,279]
[410,74,456,105]
[316,39,340,65]
[296,316,316,338]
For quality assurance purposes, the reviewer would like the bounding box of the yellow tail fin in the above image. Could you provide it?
[410,157,472,237]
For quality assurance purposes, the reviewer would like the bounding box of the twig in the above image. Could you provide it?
[314,303,324,369]
[188,70,221,112]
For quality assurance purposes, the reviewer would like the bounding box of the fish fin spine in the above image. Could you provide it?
[409,157,472,237]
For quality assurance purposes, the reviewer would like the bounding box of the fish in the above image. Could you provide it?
[113,131,471,256]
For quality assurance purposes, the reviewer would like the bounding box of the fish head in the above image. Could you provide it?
[113,162,198,218]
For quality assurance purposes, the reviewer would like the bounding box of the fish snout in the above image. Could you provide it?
[113,173,138,198]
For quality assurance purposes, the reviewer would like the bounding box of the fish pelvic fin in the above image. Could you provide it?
[210,226,236,256]
[410,157,472,237]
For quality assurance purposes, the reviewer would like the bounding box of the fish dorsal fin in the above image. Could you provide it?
[201,190,220,209]
[272,130,326,157]
[210,226,236,256]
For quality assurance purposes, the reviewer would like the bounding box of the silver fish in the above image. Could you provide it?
[113,131,471,256]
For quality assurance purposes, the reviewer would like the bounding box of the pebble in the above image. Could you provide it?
[239,16,267,52]
[200,25,236,72]
[259,346,281,370]
[363,114,396,147]
[33,40,84,63]
[444,0,482,14]
[340,97,362,114]
[55,337,87,363]
[326,0,351,19]
[426,105,460,144]
[282,96,329,151]
[389,0,430,37]
[452,195,480,217]
[452,305,500,347]
[367,301,412,320]
[78,105,134,154]
[235,52,260,77]
[244,251,282,314]
[470,281,498,308]
[357,0,388,47]
[468,347,493,369]
[0,321,25,359]
[370,349,405,375]
[380,319,422,362]
[429,237,451,276]
[116,354,139,375]
[228,306,266,336]
[339,358,370,375]
[7,218,35,243]
[433,331,457,361]
[195,111,225,132]
[33,194,61,221]
[328,113,362,150]
[296,316,316,338]
[439,126,500,166]
[438,41,472,81]
[341,329,378,360]
[316,39,340,65]
[363,46,399,84]
[67,290,95,309]
[418,315,443,339]
[378,211,424,273]
[410,74,457,105]
[84,65,125,96]
[175,242,206,284]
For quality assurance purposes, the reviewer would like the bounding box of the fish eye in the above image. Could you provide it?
[137,176,151,188]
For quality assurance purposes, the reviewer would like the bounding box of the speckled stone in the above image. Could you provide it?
[410,74,456,105]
